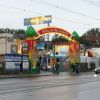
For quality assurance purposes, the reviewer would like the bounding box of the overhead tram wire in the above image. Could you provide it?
[53,17,93,27]
[29,0,98,27]
[31,0,100,20]
[0,3,42,15]
[0,2,98,28]
[82,0,100,7]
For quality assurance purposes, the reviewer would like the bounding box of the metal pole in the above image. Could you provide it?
[47,23,50,41]
[47,23,50,50]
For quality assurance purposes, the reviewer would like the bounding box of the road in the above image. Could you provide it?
[0,72,100,100]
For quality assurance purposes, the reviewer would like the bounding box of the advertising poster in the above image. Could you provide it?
[60,46,69,57]
[37,43,45,50]
[5,54,22,70]
[5,54,22,62]
[23,62,29,69]
[22,55,29,70]
[24,15,52,26]
[5,62,21,70]
[22,55,29,61]
[54,45,69,57]
[22,42,28,53]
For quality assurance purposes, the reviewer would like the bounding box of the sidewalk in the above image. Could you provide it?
[0,71,53,79]
[0,71,94,79]
[0,71,69,79]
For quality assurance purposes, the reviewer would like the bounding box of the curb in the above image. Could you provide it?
[0,72,94,79]
[0,74,53,79]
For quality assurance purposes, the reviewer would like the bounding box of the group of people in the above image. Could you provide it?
[37,54,80,74]
[37,55,60,74]
[63,55,80,74]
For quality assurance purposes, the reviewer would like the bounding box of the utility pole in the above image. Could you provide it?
[46,23,50,51]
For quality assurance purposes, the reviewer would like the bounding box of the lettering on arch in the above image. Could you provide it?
[37,27,72,38]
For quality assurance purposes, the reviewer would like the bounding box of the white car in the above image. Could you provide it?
[94,67,100,74]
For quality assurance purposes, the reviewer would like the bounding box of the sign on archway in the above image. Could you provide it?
[36,27,72,41]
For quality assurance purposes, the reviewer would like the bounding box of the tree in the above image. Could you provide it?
[52,34,69,43]
[79,28,100,47]
[0,28,25,34]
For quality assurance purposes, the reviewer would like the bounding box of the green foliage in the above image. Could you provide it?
[44,44,53,50]
[85,28,100,35]
[79,36,91,46]
[80,28,100,47]
[15,29,25,34]
[0,28,25,34]
[52,34,69,43]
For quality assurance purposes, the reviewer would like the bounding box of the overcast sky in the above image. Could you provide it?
[0,0,100,36]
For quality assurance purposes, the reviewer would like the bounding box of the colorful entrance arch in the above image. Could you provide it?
[16,26,80,73]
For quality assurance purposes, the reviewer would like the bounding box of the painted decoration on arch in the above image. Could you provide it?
[69,42,80,64]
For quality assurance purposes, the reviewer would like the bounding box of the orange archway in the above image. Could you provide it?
[34,26,80,64]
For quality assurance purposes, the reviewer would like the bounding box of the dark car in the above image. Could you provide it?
[94,67,100,74]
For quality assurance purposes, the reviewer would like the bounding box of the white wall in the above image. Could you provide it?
[0,38,16,54]
[0,38,6,54]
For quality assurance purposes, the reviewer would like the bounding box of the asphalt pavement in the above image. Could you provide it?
[0,71,99,100]
[0,72,100,100]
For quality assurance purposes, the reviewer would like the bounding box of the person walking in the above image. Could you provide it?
[55,58,60,74]
[36,59,40,73]
[52,62,56,73]
[75,63,80,74]
[41,55,47,71]
[71,63,75,72]
[20,62,23,74]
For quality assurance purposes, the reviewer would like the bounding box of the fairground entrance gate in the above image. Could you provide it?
[16,26,80,73]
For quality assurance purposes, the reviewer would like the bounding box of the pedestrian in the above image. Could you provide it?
[55,62,59,74]
[71,63,75,72]
[20,62,23,74]
[75,63,80,74]
[55,58,60,74]
[52,62,56,73]
[41,55,47,71]
[36,59,40,73]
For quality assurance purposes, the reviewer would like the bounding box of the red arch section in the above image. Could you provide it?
[37,27,72,38]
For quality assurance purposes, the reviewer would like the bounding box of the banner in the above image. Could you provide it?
[69,42,80,64]
[76,43,80,63]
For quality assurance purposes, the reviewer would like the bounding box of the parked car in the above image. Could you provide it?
[94,67,100,74]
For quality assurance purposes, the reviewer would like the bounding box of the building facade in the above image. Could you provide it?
[0,33,16,54]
